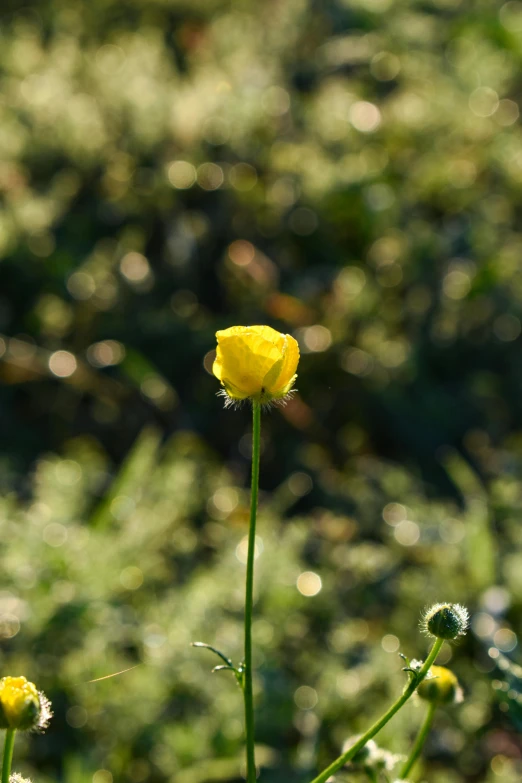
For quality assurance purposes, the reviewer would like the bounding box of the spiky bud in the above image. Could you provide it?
[422,603,469,641]
[417,666,463,705]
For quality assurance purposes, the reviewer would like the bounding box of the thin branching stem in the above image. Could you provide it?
[308,638,444,783]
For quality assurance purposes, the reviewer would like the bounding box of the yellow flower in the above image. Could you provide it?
[0,676,52,731]
[213,325,299,405]
[417,666,462,705]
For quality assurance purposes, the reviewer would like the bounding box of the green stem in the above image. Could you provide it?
[308,638,444,783]
[244,401,261,783]
[2,729,15,783]
[400,701,437,780]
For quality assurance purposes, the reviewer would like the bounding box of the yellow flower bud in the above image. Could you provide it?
[0,676,52,732]
[417,666,462,705]
[213,325,299,406]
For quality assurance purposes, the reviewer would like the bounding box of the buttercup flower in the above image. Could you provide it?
[0,676,52,732]
[213,325,299,406]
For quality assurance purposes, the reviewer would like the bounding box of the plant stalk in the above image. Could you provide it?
[2,729,15,783]
[308,638,444,783]
[244,401,261,783]
[400,701,437,779]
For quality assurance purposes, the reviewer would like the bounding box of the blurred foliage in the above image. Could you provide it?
[1,428,522,783]
[1,0,522,780]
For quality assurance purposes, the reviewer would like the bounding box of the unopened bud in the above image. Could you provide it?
[344,736,403,772]
[417,666,463,705]
[0,676,52,732]
[422,603,468,641]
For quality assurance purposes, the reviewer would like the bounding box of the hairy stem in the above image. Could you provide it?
[244,401,261,783]
[308,638,444,783]
[2,729,15,783]
[400,701,437,779]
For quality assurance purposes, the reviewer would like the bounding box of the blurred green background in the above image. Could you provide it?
[1,0,522,781]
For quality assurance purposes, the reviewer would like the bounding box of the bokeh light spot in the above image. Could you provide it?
[341,348,374,376]
[66,706,88,728]
[472,612,495,639]
[49,350,77,377]
[469,87,499,118]
[382,503,407,526]
[0,614,20,639]
[120,252,151,283]
[493,314,521,342]
[67,272,96,300]
[229,163,257,191]
[87,340,125,367]
[350,101,381,132]
[296,571,322,596]
[381,634,400,652]
[393,520,420,546]
[167,161,196,189]
[288,472,313,497]
[493,628,517,652]
[120,567,143,591]
[56,460,82,486]
[370,52,401,81]
[210,487,239,518]
[299,325,332,353]
[496,98,519,126]
[43,523,68,547]
[228,240,255,266]
[197,162,224,190]
[294,685,318,710]
[203,350,216,374]
[443,269,472,300]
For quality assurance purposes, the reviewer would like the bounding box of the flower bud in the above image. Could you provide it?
[0,676,52,732]
[417,666,463,705]
[422,603,469,641]
[10,774,32,783]
[213,325,299,406]
[343,736,403,773]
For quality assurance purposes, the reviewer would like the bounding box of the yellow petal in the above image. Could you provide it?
[215,331,280,396]
[246,325,286,350]
[220,377,252,400]
[264,333,299,393]
[212,355,224,381]
[272,373,297,399]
